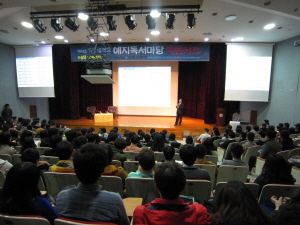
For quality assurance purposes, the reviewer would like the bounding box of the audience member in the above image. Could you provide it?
[44,134,62,156]
[0,132,17,155]
[128,149,155,178]
[260,130,282,159]
[56,143,129,224]
[133,162,212,225]
[194,144,214,165]
[196,128,211,143]
[245,126,252,133]
[21,137,36,153]
[242,132,257,154]
[21,148,50,174]
[161,146,175,162]
[256,131,267,145]
[279,130,294,150]
[40,130,50,147]
[222,144,248,167]
[251,125,260,135]
[111,136,127,163]
[65,129,76,147]
[86,132,98,143]
[150,133,165,152]
[185,135,194,145]
[100,127,108,138]
[74,136,88,150]
[239,132,247,142]
[169,133,181,148]
[211,126,221,138]
[220,132,236,150]
[125,135,142,152]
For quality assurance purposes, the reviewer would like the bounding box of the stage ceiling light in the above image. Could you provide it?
[51,18,63,32]
[87,17,98,31]
[187,14,196,29]
[33,19,47,33]
[166,14,175,29]
[107,16,117,31]
[65,18,80,31]
[125,15,137,30]
[146,15,156,29]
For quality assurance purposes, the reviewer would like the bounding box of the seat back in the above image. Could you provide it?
[213,139,224,150]
[15,146,22,153]
[99,176,124,198]
[0,214,51,225]
[38,176,46,191]
[36,147,52,155]
[293,139,300,148]
[214,182,260,200]
[290,134,298,139]
[181,180,212,204]
[0,171,5,187]
[193,164,217,189]
[126,178,159,198]
[111,160,122,168]
[203,155,218,165]
[173,153,181,160]
[217,147,226,162]
[254,158,266,176]
[277,150,290,162]
[242,146,261,163]
[0,154,13,165]
[216,166,249,183]
[288,148,300,158]
[124,161,139,173]
[12,154,22,164]
[124,152,139,160]
[258,184,300,204]
[43,172,79,197]
[154,152,165,162]
[239,140,247,146]
[40,156,60,164]
[292,166,300,185]
[55,217,117,225]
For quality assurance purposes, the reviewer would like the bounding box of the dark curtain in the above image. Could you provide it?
[178,43,239,124]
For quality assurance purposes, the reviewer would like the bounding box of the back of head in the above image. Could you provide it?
[280,130,290,139]
[80,128,87,136]
[284,122,290,128]
[86,133,97,143]
[50,134,62,149]
[151,133,165,152]
[65,130,76,142]
[21,137,35,153]
[288,127,296,134]
[10,129,18,138]
[213,127,220,136]
[48,128,59,137]
[144,134,151,142]
[247,132,255,142]
[228,131,236,138]
[74,136,88,149]
[246,126,251,132]
[114,138,127,150]
[74,143,108,184]
[225,128,231,134]
[155,162,186,200]
[266,130,277,139]
[0,131,11,145]
[150,128,155,134]
[169,133,176,141]
[21,148,40,164]
[40,130,48,139]
[204,128,209,133]
[163,146,175,160]
[138,149,155,170]
[259,131,266,138]
[101,127,106,133]
[235,127,242,134]
[230,144,243,159]
[20,130,33,143]
[185,135,193,144]
[179,144,196,166]
[227,125,232,130]
[253,125,259,131]
[107,132,118,142]
[131,135,140,145]
[194,144,207,160]
[56,141,74,160]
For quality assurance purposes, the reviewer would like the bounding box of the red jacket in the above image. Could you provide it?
[133,198,212,225]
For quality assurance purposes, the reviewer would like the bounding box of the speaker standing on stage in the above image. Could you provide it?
[174,99,184,126]
[1,104,13,122]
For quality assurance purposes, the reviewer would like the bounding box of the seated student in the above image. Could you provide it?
[256,131,267,145]
[125,135,142,152]
[128,149,155,178]
[150,133,165,152]
[74,136,88,151]
[113,137,127,163]
[56,143,129,225]
[143,134,152,146]
[102,143,128,182]
[44,134,62,156]
[169,133,181,149]
[194,144,214,165]
[0,162,59,225]
[260,130,282,159]
[21,148,50,174]
[0,132,17,155]
[239,132,247,142]
[221,128,231,139]
[179,144,211,180]
[21,137,36,153]
[133,162,212,225]
[161,146,175,162]
[251,125,260,136]
[86,133,98,143]
[221,144,248,167]
[279,130,294,150]
[245,125,252,134]
[242,132,257,154]
[196,128,211,143]
[48,141,74,173]
[235,127,242,138]
[219,131,236,150]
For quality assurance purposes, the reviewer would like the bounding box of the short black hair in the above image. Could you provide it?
[225,128,231,134]
[65,130,76,142]
[247,132,255,142]
[74,143,108,184]
[48,128,59,137]
[21,148,40,164]
[230,143,244,158]
[155,162,186,200]
[75,136,88,149]
[253,125,259,131]
[240,132,247,139]
[179,144,196,166]
[101,127,106,133]
[0,132,11,145]
[40,130,48,139]
[150,128,156,134]
[55,141,74,160]
[138,149,155,170]
[114,138,127,150]
[284,122,290,128]
[169,133,175,141]
[259,131,266,138]
[107,132,118,142]
[194,144,207,159]
[163,146,175,160]
[80,128,87,136]
[280,130,290,139]
[131,135,140,145]
[50,134,62,149]
[185,136,193,144]
[246,126,252,132]
[86,133,98,143]
[228,131,236,138]
[204,128,209,133]
[266,130,277,139]
[144,134,151,142]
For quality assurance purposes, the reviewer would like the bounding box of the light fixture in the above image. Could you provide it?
[151,30,160,35]
[145,37,150,41]
[235,37,244,41]
[41,41,45,44]
[150,10,161,18]
[174,37,179,41]
[117,38,122,42]
[64,40,69,43]
[264,23,275,29]
[166,14,175,29]
[78,13,88,20]
[100,32,109,36]
[91,38,95,42]
[51,18,63,32]
[146,15,156,29]
[225,15,237,21]
[33,19,47,33]
[204,37,209,41]
[21,22,33,28]
[55,35,64,39]
[87,17,98,31]
[107,16,117,31]
[65,18,79,31]
[187,14,196,29]
[125,15,137,30]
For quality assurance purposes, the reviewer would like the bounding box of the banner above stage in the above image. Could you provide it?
[70,43,210,62]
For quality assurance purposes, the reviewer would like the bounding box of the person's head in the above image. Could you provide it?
[65,129,76,142]
[10,129,18,138]
[114,138,127,150]
[101,127,106,133]
[259,131,266,139]
[48,128,58,137]
[264,119,269,125]
[213,181,274,225]
[179,99,182,103]
[21,148,40,164]
[204,128,209,133]
[151,133,165,152]
[2,124,10,132]
[185,135,193,144]
[40,130,48,139]
[21,137,35,153]
[155,162,186,200]
[150,128,155,134]
[194,144,207,160]
[239,131,246,140]
[4,104,10,109]
[235,127,242,134]
[213,127,220,136]
[86,133,98,143]
[280,130,290,139]
[161,129,167,135]
[288,127,296,134]
[284,122,290,128]
[20,130,33,144]
[50,134,62,149]
[139,132,145,140]
[138,149,155,171]
[144,134,151,142]
[131,135,140,145]
[266,130,277,139]
[228,131,236,138]
[107,132,118,142]
[0,131,11,146]
[247,132,255,142]
[230,144,243,159]
[179,144,196,166]
[137,129,143,135]
[268,125,275,131]
[102,143,113,165]
[89,127,95,132]
[46,124,51,129]
[246,126,251,132]
[226,125,232,130]
[169,133,176,141]
[251,125,259,132]
[74,143,108,184]
[55,141,73,160]
[75,136,88,150]
[163,146,175,161]
[1,162,40,215]
[80,128,87,136]
[225,128,231,135]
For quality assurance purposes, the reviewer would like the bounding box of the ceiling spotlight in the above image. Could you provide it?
[166,14,175,29]
[33,19,47,33]
[100,32,109,37]
[41,41,45,44]
[174,37,179,41]
[150,10,161,18]
[264,23,275,29]
[78,13,88,20]
[64,40,69,43]
[235,37,244,41]
[125,15,137,30]
[204,38,209,41]
[65,18,79,32]
[225,15,237,21]
[51,18,63,32]
[117,38,122,42]
[55,35,64,39]
[145,37,150,41]
[87,17,98,31]
[21,22,33,28]
[91,38,95,42]
[146,15,156,29]
[187,14,196,29]
[151,30,160,35]
[107,16,117,31]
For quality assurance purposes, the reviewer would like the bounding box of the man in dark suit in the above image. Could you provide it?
[174,99,184,126]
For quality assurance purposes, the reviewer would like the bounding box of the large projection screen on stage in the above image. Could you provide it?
[113,61,178,116]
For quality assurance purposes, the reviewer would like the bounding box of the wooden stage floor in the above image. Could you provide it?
[54,116,224,139]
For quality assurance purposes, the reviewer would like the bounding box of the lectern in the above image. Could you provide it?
[216,108,226,126]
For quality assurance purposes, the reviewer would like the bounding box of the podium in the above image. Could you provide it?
[216,108,226,126]
[108,106,118,119]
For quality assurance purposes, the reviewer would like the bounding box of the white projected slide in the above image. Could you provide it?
[224,43,274,102]
[118,67,171,107]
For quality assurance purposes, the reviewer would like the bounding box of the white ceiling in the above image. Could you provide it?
[0,0,299,45]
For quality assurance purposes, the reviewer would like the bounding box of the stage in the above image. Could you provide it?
[54,116,225,139]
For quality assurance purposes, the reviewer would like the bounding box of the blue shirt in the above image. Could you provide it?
[128,170,154,178]
[56,183,129,225]
[35,197,60,225]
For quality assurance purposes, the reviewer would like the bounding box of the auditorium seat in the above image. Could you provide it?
[154,152,164,162]
[277,150,290,162]
[214,182,260,200]
[193,164,217,189]
[288,148,300,158]
[0,154,13,165]
[40,156,59,164]
[204,155,218,165]
[291,166,300,185]
[15,146,22,153]
[293,139,300,147]
[254,157,266,177]
[12,154,22,164]
[181,180,212,204]
[55,218,117,225]
[124,152,139,160]
[173,153,181,160]
[124,161,139,173]
[216,166,249,183]
[242,146,261,164]
[217,148,225,162]
[38,176,47,192]
[239,140,247,146]
[0,171,5,187]
[213,139,224,150]
[290,134,299,139]
[111,160,122,168]
[126,178,159,198]
[0,214,51,225]
[36,147,52,155]
[99,176,124,198]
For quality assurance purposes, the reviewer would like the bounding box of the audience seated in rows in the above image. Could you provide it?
[44,134,63,156]
[21,137,36,153]
[222,144,248,167]
[128,149,155,178]
[21,148,50,174]
[56,143,129,224]
[125,135,142,152]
